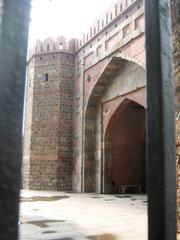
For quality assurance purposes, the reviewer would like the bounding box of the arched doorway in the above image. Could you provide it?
[83,57,146,193]
[104,100,146,194]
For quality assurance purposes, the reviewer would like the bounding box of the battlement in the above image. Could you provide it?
[29,36,77,57]
[29,0,143,59]
[77,0,141,50]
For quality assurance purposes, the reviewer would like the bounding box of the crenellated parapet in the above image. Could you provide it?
[74,0,144,73]
[28,0,143,59]
[30,36,77,57]
[77,0,141,50]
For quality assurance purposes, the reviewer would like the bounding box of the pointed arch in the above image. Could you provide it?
[83,57,146,193]
[103,99,146,193]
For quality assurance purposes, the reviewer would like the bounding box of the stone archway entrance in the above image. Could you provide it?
[82,57,146,193]
[104,100,146,194]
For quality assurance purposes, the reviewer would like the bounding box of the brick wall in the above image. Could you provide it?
[23,51,75,190]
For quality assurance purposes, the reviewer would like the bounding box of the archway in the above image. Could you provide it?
[83,57,146,193]
[104,99,146,194]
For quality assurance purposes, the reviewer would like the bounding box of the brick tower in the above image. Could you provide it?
[23,36,76,190]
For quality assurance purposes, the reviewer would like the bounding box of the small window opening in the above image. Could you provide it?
[106,31,108,35]
[115,23,118,28]
[90,27,92,38]
[102,20,104,28]
[97,21,100,31]
[106,13,108,24]
[94,27,96,35]
[90,44,92,48]
[47,44,50,51]
[115,5,118,16]
[52,56,55,58]
[138,5,141,9]
[40,57,42,60]
[110,13,113,20]
[98,38,100,42]
[45,73,48,81]
[59,42,63,50]
[120,4,122,12]
[126,15,128,19]
[40,46,43,52]
[126,0,128,7]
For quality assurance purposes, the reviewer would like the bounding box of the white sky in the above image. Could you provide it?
[29,0,115,48]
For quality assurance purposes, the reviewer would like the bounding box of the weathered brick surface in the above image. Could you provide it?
[28,159,72,190]
[23,51,75,190]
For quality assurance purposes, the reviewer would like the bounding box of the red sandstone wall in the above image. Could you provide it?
[73,1,145,191]
[106,102,146,187]
[102,87,146,136]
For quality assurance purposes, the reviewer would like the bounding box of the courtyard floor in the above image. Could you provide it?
[19,190,147,240]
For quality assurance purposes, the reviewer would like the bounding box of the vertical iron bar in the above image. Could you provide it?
[0,0,30,239]
[145,0,176,239]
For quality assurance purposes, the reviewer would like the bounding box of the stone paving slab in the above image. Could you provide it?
[19,190,147,240]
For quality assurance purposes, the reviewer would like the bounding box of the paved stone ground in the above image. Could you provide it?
[19,190,147,240]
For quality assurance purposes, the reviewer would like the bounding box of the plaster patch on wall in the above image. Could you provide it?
[0,0,4,35]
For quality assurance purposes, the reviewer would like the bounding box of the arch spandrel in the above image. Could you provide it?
[84,55,145,114]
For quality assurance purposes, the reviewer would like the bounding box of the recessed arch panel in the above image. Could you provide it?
[104,99,146,193]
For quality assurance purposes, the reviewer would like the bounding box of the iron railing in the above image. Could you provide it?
[0,0,176,239]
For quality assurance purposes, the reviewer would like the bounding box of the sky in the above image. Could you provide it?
[28,0,115,48]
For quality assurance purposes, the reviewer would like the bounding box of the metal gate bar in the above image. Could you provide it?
[0,0,177,239]
[0,0,30,239]
[145,0,176,239]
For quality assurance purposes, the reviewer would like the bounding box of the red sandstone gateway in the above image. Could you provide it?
[23,0,146,193]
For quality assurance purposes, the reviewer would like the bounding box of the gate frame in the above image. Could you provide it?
[0,0,30,239]
[0,0,176,239]
[145,0,176,239]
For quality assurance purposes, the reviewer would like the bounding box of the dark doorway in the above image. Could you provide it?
[104,100,146,194]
